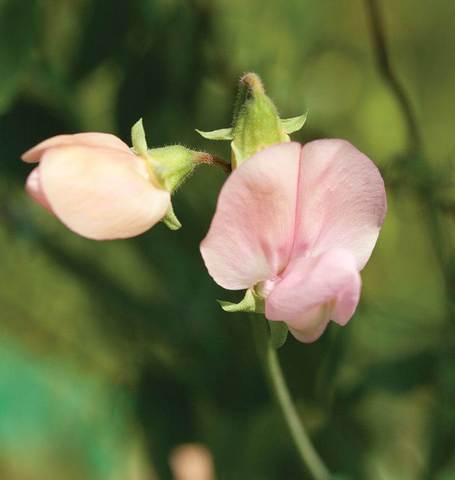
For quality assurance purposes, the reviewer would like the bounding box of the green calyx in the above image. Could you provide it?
[131,118,198,192]
[218,288,265,314]
[131,118,214,230]
[147,145,200,193]
[218,288,289,349]
[196,73,307,169]
[231,73,286,167]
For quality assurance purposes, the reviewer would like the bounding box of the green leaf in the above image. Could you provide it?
[196,127,233,140]
[131,118,148,155]
[268,321,288,349]
[161,204,182,230]
[218,288,264,314]
[280,112,308,134]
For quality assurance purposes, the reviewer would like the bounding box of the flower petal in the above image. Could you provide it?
[293,139,386,270]
[25,167,53,212]
[39,145,170,239]
[21,133,131,163]
[200,142,302,290]
[265,249,361,342]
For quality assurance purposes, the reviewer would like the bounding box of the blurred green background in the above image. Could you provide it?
[1,0,454,479]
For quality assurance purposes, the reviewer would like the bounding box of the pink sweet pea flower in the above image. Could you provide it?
[200,140,386,342]
[22,133,171,240]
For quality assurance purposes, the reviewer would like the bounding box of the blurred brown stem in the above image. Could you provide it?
[365,0,454,307]
[364,0,421,151]
[365,1,455,476]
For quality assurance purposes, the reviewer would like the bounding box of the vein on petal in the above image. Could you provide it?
[278,144,305,279]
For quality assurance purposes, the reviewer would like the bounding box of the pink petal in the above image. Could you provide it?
[200,142,302,290]
[25,167,53,212]
[292,139,386,270]
[265,249,361,343]
[39,145,170,240]
[22,133,131,163]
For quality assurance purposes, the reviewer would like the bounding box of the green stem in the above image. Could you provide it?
[251,316,331,480]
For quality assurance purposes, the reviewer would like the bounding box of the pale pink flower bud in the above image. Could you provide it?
[200,140,387,342]
[22,133,171,240]
[169,444,214,480]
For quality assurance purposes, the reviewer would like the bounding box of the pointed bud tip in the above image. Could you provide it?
[240,73,265,95]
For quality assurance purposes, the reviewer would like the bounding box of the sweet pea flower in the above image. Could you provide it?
[22,132,172,240]
[200,140,386,342]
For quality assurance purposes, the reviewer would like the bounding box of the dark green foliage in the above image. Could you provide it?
[0,0,454,479]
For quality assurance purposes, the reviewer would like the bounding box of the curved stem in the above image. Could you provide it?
[251,316,331,480]
[364,0,421,151]
[365,1,455,475]
[364,0,454,275]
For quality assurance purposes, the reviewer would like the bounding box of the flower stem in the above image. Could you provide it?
[251,316,331,480]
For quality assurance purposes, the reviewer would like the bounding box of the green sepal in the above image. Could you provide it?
[147,145,198,193]
[161,204,182,230]
[268,321,288,349]
[281,112,308,134]
[218,288,265,314]
[131,118,148,156]
[196,128,233,141]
